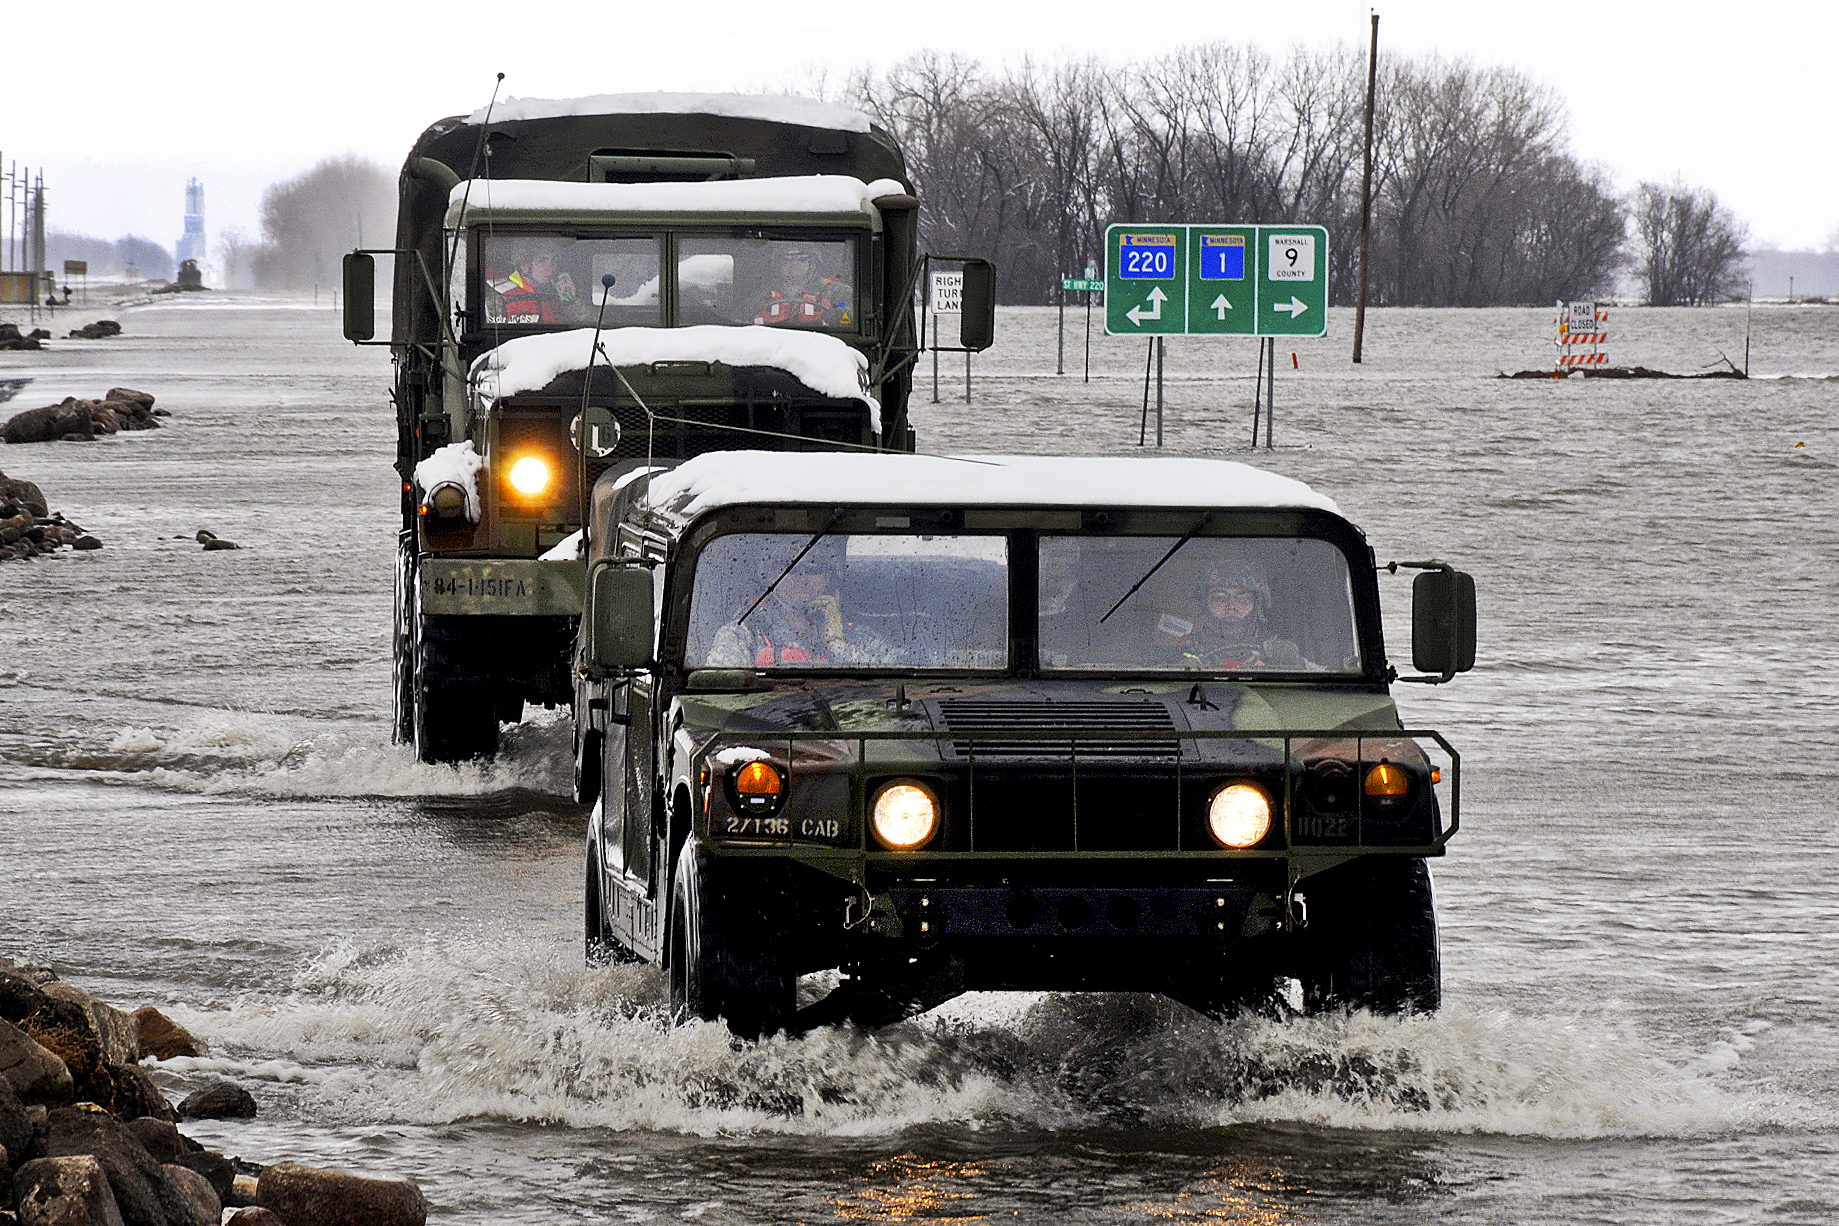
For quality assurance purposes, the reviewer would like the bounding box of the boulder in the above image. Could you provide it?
[103,390,154,409]
[0,475,48,517]
[91,1065,173,1125]
[0,1020,74,1107]
[10,1154,126,1226]
[40,985,139,1068]
[255,1162,427,1226]
[156,1166,216,1226]
[223,1210,285,1226]
[0,966,53,1024]
[166,1153,230,1208]
[120,1121,187,1167]
[127,1012,203,1063]
[173,1082,253,1121]
[0,1070,38,1163]
[40,1106,186,1226]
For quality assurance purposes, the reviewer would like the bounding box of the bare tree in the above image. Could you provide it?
[253,155,396,290]
[215,226,258,291]
[1633,179,1749,305]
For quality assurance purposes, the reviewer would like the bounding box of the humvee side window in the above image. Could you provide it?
[479,233,662,328]
[1038,536,1361,673]
[687,533,1008,670]
[677,235,860,331]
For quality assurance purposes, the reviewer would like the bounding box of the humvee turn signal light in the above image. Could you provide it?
[1206,782,1272,849]
[507,455,552,497]
[734,761,782,797]
[871,781,940,850]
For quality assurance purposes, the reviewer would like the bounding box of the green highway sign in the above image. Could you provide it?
[1061,277,1105,292]
[1104,223,1328,337]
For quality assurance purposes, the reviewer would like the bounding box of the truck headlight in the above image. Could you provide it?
[1206,781,1272,849]
[507,454,552,497]
[871,780,939,850]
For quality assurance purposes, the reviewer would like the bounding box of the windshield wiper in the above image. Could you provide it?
[1097,512,1213,624]
[737,508,847,626]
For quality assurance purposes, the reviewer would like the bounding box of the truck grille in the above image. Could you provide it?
[937,699,1179,759]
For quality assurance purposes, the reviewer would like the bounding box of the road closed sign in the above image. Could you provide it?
[1105,223,1328,337]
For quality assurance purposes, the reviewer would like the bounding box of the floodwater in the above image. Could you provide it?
[3,296,1836,1224]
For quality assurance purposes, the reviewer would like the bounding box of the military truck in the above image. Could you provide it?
[576,451,1476,1037]
[342,93,992,761]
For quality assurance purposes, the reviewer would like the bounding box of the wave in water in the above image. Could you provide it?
[160,937,1809,1141]
[32,710,572,798]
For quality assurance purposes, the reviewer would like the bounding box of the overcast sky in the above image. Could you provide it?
[8,0,1834,257]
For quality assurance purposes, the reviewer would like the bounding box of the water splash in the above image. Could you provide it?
[162,937,1801,1141]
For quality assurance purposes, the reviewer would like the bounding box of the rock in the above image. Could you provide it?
[156,1166,216,1226]
[255,1162,426,1226]
[40,1106,188,1226]
[165,1154,229,1208]
[127,1012,203,1063]
[0,967,53,1025]
[63,322,120,341]
[10,1155,126,1226]
[0,1020,74,1107]
[199,539,238,551]
[223,1210,284,1226]
[0,474,48,517]
[104,390,154,410]
[91,1066,173,1125]
[173,1082,252,1121]
[0,1070,38,1164]
[40,986,139,1068]
[119,1121,187,1167]
[72,536,101,551]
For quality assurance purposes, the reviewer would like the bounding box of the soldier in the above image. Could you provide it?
[487,239,587,325]
[751,245,852,329]
[704,541,885,666]
[1165,561,1304,669]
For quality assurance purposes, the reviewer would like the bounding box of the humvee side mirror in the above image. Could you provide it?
[1411,568,1477,679]
[342,253,375,343]
[585,560,655,671]
[959,258,995,352]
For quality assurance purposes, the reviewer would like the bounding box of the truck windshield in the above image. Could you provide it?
[1039,536,1361,673]
[479,233,662,327]
[676,235,861,331]
[688,533,1008,670]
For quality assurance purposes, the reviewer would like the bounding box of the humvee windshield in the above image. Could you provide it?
[684,532,1361,674]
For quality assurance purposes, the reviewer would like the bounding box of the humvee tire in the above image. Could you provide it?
[668,838,792,1039]
[1301,857,1441,1015]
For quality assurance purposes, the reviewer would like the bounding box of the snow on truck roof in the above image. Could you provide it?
[636,452,1341,519]
[446,175,907,224]
[471,326,878,426]
[465,92,876,133]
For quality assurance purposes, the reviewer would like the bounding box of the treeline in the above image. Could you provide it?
[844,47,1747,307]
[45,231,175,282]
[241,154,397,290]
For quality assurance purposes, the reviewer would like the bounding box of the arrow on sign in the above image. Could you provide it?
[1127,287,1167,326]
[1272,296,1309,319]
[1210,294,1233,320]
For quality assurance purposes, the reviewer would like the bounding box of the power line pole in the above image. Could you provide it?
[1352,12,1379,364]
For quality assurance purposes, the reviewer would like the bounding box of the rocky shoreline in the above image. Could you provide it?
[2,957,426,1226]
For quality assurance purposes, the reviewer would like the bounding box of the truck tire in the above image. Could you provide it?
[585,843,616,965]
[1299,857,1440,1016]
[412,606,501,764]
[667,838,791,1039]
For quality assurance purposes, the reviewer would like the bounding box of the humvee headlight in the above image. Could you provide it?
[1206,782,1272,849]
[1364,761,1410,799]
[871,781,939,851]
[726,759,785,815]
[507,455,552,497]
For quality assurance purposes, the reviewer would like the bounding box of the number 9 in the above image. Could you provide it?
[1286,247,1299,267]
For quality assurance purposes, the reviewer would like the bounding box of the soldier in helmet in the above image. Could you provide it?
[704,539,886,667]
[486,238,587,325]
[1164,561,1304,669]
[751,244,853,329]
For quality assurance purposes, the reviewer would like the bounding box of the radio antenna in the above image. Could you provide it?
[444,73,506,300]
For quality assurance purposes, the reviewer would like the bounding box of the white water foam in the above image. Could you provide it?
[51,710,572,797]
[161,937,1808,1142]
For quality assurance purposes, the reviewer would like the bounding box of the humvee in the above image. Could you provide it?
[576,451,1475,1036]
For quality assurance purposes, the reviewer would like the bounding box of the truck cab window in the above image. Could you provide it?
[678,235,860,331]
[479,233,662,328]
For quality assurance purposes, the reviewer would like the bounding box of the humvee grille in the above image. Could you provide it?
[937,699,1179,759]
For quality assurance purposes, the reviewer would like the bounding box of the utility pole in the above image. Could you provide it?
[1352,12,1379,364]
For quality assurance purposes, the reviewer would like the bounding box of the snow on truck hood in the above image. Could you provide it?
[465,92,876,133]
[445,175,906,224]
[636,452,1341,519]
[471,326,879,427]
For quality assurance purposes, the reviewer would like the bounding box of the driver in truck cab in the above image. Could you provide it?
[751,244,853,329]
[703,542,885,667]
[486,238,587,325]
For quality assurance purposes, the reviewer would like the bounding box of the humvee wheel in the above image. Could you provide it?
[667,838,792,1039]
[1300,857,1440,1015]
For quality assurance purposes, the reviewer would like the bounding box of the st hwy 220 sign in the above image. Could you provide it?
[1104,223,1329,338]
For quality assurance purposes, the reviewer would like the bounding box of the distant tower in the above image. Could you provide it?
[176,179,206,266]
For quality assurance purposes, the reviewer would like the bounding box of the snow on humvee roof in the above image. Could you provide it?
[634,451,1340,520]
